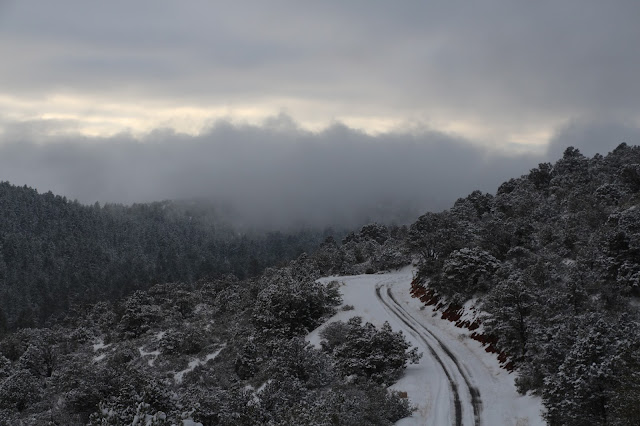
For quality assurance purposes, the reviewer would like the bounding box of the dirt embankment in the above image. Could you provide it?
[410,279,515,372]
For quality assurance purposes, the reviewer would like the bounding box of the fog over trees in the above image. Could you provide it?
[1,116,635,230]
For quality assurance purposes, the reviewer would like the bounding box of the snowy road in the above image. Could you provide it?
[308,267,546,426]
[376,282,480,426]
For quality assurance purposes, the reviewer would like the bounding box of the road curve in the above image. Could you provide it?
[311,268,546,426]
[376,281,482,426]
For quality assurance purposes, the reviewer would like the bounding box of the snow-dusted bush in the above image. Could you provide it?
[258,375,412,425]
[372,239,411,271]
[266,337,335,388]
[320,316,421,385]
[432,247,500,301]
[186,385,262,426]
[118,291,163,337]
[0,369,42,411]
[252,268,341,336]
[159,327,207,355]
[542,316,639,426]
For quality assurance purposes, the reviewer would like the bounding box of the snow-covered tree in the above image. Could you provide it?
[321,317,421,385]
[482,273,537,359]
[433,247,500,301]
[543,315,638,426]
[252,268,341,336]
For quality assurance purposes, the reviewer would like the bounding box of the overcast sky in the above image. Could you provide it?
[0,1,639,228]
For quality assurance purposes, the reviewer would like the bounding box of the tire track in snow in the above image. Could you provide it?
[316,269,545,426]
[386,287,482,426]
[375,285,463,426]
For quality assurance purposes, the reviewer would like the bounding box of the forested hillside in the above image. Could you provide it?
[1,143,639,425]
[0,220,414,425]
[408,143,640,425]
[0,184,338,332]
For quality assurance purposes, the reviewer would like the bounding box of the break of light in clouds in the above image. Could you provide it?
[0,1,639,228]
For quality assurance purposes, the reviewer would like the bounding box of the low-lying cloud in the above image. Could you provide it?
[0,116,636,229]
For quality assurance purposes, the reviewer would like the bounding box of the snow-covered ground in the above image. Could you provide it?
[139,346,161,367]
[174,344,226,383]
[92,340,112,352]
[308,266,546,426]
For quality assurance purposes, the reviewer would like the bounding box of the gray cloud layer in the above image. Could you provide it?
[1,1,639,141]
[1,117,636,229]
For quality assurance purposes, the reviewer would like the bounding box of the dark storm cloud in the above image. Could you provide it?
[0,117,540,229]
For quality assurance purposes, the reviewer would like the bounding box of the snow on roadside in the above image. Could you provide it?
[308,266,546,426]
[394,275,546,426]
